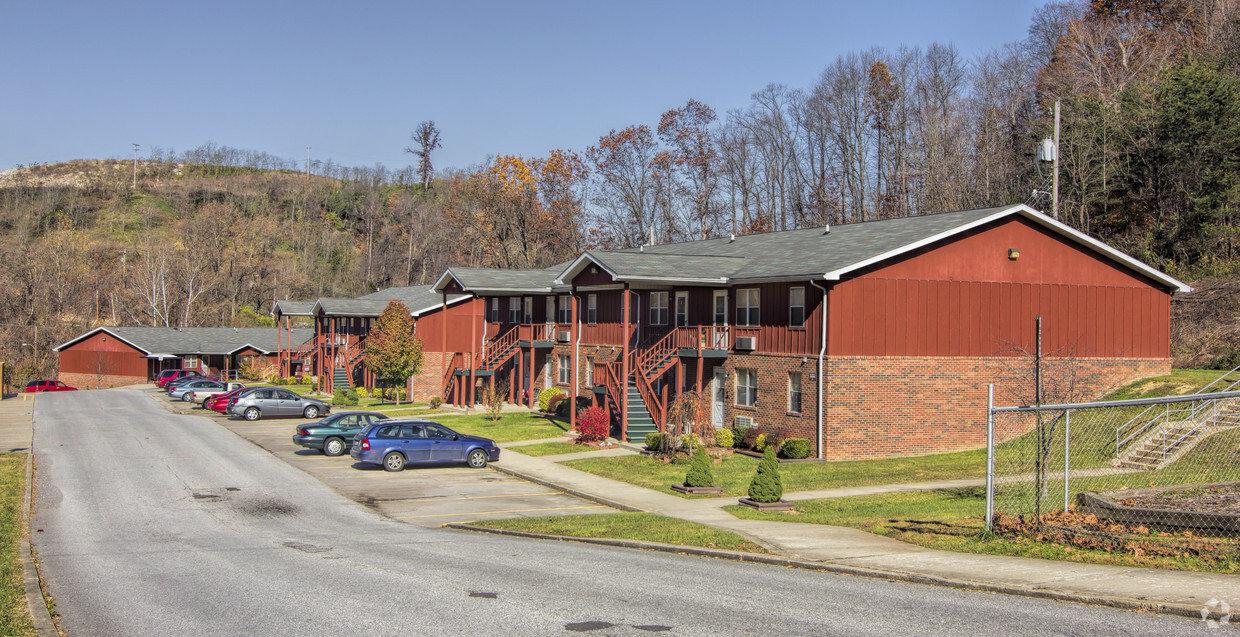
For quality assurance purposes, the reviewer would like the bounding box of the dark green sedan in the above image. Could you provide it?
[293,412,390,456]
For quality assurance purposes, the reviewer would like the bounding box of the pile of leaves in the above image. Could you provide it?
[992,511,1238,563]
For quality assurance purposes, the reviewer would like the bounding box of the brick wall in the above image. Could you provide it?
[723,353,820,445]
[407,351,447,402]
[59,372,148,389]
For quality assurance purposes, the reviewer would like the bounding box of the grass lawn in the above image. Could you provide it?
[1104,368,1239,401]
[724,487,1239,574]
[469,512,768,554]
[423,413,569,443]
[0,453,35,636]
[564,448,985,498]
[508,441,591,457]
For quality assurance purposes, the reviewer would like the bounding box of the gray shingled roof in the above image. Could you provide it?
[356,285,470,316]
[272,300,316,317]
[312,297,394,317]
[556,205,1190,291]
[54,327,313,355]
[435,266,560,294]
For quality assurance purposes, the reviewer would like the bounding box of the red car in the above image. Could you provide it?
[24,380,78,393]
[155,369,204,389]
[205,387,248,413]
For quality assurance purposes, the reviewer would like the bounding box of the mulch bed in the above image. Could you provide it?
[1119,485,1240,515]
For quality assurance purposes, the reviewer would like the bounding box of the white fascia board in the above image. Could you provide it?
[431,269,465,293]
[554,252,619,286]
[410,294,471,317]
[53,327,151,354]
[821,204,1192,293]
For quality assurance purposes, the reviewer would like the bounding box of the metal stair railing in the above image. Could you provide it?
[1115,362,1240,458]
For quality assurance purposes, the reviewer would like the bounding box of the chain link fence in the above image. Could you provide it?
[985,386,1240,554]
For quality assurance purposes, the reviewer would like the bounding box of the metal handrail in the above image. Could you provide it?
[1112,364,1240,456]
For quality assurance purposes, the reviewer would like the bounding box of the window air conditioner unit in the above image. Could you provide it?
[734,336,756,350]
[734,415,754,428]
[557,331,571,342]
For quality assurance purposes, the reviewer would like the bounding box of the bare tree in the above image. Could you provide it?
[405,121,442,190]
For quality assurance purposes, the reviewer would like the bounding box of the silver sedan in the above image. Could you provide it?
[227,387,330,421]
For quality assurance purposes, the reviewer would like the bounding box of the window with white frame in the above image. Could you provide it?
[183,355,200,369]
[558,295,572,324]
[650,291,668,325]
[490,297,499,322]
[587,294,597,324]
[789,286,806,328]
[737,288,760,327]
[558,354,571,384]
[788,372,802,413]
[735,369,756,407]
[508,298,520,323]
[585,357,594,386]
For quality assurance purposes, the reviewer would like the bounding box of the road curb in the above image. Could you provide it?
[445,522,1217,622]
[19,399,57,635]
[488,463,646,513]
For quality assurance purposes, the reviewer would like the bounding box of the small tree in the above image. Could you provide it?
[747,446,783,503]
[483,382,507,421]
[363,300,423,405]
[684,446,716,488]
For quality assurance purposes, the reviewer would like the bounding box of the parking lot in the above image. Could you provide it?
[157,388,613,527]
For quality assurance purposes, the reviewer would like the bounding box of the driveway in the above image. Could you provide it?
[156,388,611,526]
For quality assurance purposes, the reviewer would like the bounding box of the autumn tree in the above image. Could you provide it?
[364,300,423,404]
[586,125,659,246]
[658,99,720,239]
[405,121,442,190]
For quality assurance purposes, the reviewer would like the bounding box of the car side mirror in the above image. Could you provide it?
[453,435,459,441]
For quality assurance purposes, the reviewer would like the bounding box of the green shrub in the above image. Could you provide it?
[753,433,767,452]
[684,446,716,488]
[548,393,565,414]
[644,432,666,451]
[429,396,442,409]
[765,428,788,454]
[680,432,701,450]
[537,387,564,412]
[555,396,591,418]
[332,387,359,406]
[741,425,764,450]
[780,438,811,459]
[747,446,783,503]
[714,428,734,448]
[355,386,369,399]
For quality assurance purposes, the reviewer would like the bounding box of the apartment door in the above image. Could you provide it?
[712,290,729,348]
[712,369,725,428]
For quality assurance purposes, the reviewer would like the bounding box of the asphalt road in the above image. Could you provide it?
[31,389,1221,636]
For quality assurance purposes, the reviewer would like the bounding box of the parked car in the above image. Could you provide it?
[188,381,246,406]
[23,380,78,393]
[350,420,500,471]
[227,387,329,421]
[165,375,218,393]
[206,386,248,413]
[293,411,390,456]
[155,369,204,389]
[169,379,225,401]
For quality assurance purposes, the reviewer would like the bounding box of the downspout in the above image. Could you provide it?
[572,291,581,433]
[811,279,829,460]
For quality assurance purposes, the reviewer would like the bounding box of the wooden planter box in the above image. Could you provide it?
[671,484,724,495]
[737,497,794,511]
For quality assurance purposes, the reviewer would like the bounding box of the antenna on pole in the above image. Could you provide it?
[132,143,139,188]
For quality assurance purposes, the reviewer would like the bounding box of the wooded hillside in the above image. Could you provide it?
[3,0,1238,378]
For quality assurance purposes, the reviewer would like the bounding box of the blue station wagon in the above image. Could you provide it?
[350,420,500,471]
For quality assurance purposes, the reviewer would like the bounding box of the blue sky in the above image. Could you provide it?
[3,1,1048,173]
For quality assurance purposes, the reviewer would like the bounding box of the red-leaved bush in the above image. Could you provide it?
[576,406,609,443]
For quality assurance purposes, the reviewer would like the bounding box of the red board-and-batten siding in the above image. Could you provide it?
[57,331,149,379]
[828,217,1171,359]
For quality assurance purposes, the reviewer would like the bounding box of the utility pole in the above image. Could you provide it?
[306,147,311,181]
[132,143,139,189]
[1052,100,1060,221]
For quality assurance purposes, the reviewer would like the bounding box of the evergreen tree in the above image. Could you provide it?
[747,446,783,503]
[684,445,715,488]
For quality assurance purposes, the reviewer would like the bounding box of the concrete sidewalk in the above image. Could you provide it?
[490,446,1240,620]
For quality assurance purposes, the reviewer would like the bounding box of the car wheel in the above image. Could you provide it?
[244,407,260,421]
[466,449,489,469]
[303,405,319,419]
[323,437,345,457]
[182,393,193,402]
[383,452,405,472]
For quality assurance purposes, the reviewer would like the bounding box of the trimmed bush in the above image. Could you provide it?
[684,446,716,488]
[741,425,764,450]
[537,387,564,412]
[680,432,701,450]
[644,432,666,451]
[332,387,359,406]
[747,446,783,503]
[576,406,609,443]
[429,396,442,409]
[714,428,734,448]
[555,396,591,418]
[753,433,767,452]
[355,386,369,399]
[780,438,811,459]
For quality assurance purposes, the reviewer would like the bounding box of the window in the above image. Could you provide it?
[788,372,802,413]
[183,355,199,369]
[736,289,760,327]
[426,425,453,439]
[508,298,521,323]
[490,297,499,322]
[558,354,572,384]
[735,369,756,407]
[400,424,426,438]
[713,291,727,325]
[789,287,805,328]
[675,292,688,327]
[587,294,597,325]
[559,295,572,324]
[585,357,594,386]
[650,291,668,325]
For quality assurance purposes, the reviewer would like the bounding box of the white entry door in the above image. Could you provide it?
[712,290,729,348]
[712,369,726,428]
